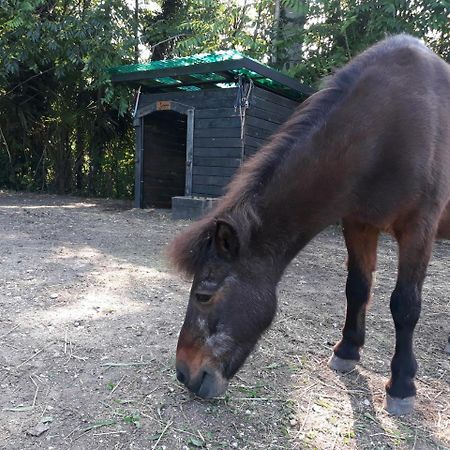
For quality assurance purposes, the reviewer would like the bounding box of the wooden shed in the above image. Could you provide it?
[110,51,313,218]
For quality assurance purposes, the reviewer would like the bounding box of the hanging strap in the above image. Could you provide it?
[133,85,142,118]
[234,75,254,140]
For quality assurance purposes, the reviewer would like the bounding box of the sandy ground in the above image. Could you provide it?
[0,191,448,450]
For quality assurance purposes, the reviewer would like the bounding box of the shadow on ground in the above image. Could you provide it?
[0,191,448,449]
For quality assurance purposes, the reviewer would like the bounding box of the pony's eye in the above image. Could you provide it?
[195,293,213,304]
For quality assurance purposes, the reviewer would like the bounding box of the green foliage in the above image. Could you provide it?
[0,0,136,196]
[292,0,450,84]
[1,0,449,199]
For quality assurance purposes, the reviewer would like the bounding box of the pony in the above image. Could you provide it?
[168,35,450,415]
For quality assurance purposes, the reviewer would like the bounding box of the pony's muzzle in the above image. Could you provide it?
[176,360,228,399]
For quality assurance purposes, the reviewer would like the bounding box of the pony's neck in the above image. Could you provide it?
[254,127,353,267]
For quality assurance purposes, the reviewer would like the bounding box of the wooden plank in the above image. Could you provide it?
[251,95,293,118]
[195,117,241,129]
[245,135,266,149]
[194,157,241,168]
[135,119,144,208]
[245,116,279,133]
[195,108,239,119]
[193,166,238,176]
[195,137,243,148]
[247,106,288,124]
[194,127,241,138]
[252,86,300,109]
[194,147,242,158]
[245,146,260,158]
[193,174,232,186]
[186,108,194,195]
[139,89,237,110]
[142,87,236,103]
[245,125,273,140]
[192,184,226,197]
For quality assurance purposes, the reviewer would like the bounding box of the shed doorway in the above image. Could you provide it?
[142,110,187,208]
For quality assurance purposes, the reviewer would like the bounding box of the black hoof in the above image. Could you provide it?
[328,354,357,372]
[383,394,415,415]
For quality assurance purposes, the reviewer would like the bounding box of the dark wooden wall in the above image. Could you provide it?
[142,110,187,208]
[137,87,301,204]
[140,89,240,198]
[245,88,298,158]
[192,107,242,197]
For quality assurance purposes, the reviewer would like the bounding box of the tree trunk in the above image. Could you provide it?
[151,0,183,61]
[134,0,139,62]
[74,126,84,191]
[271,0,281,65]
[272,1,307,70]
[56,127,71,194]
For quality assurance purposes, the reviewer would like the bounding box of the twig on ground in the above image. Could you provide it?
[110,375,126,396]
[64,339,88,363]
[16,343,53,369]
[197,429,205,443]
[75,419,117,440]
[0,324,19,339]
[152,421,172,450]
[330,427,339,450]
[296,394,314,438]
[30,375,39,407]
[65,426,81,440]
[64,329,68,354]
[412,429,418,450]
[170,426,203,438]
[101,361,154,368]
[93,431,127,437]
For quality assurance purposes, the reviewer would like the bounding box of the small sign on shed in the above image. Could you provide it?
[110,51,313,218]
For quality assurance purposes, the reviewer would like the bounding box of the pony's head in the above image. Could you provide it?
[168,209,278,398]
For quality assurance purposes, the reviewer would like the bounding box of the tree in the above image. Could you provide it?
[0,0,136,195]
[293,0,450,84]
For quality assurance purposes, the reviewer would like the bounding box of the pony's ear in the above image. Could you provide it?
[215,220,240,260]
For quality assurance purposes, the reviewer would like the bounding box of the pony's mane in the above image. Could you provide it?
[168,35,426,276]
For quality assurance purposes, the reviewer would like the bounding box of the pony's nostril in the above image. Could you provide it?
[197,369,227,399]
[176,364,189,385]
[176,369,185,384]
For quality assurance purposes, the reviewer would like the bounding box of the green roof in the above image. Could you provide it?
[109,50,313,100]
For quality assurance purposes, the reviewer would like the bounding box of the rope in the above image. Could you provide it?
[234,75,254,140]
[133,85,142,118]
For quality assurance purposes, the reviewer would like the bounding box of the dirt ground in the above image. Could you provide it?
[0,191,448,450]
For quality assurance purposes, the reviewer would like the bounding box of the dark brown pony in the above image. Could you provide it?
[168,35,450,415]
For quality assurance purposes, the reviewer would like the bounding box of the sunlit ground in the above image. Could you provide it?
[0,192,448,449]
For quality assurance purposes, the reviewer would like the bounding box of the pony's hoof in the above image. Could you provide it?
[328,354,357,373]
[383,394,415,415]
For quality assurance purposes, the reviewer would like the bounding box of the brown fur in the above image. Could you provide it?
[169,35,450,275]
[169,35,450,406]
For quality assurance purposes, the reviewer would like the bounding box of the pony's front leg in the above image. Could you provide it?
[329,221,379,372]
[384,223,435,415]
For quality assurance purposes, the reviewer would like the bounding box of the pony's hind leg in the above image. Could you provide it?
[384,221,436,415]
[329,221,379,372]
